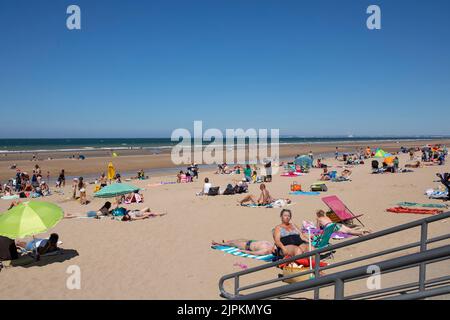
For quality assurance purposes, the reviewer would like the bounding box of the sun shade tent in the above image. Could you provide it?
[384,156,394,164]
[0,201,63,239]
[374,149,388,158]
[321,195,364,226]
[294,155,313,168]
[94,183,140,198]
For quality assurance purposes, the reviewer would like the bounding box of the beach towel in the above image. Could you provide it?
[281,172,306,177]
[147,182,177,187]
[387,207,443,215]
[396,202,448,209]
[331,177,351,182]
[1,195,19,200]
[211,245,275,262]
[289,191,320,196]
[241,203,273,208]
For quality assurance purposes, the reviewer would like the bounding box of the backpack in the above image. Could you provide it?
[208,187,220,196]
[310,183,328,192]
[223,184,235,195]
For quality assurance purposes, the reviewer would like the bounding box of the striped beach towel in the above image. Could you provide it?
[211,245,275,262]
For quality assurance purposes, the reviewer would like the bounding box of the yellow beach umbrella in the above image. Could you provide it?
[107,162,115,180]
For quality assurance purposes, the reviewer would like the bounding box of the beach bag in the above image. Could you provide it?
[0,236,18,261]
[112,207,127,217]
[310,183,327,192]
[290,182,302,192]
[223,184,235,195]
[208,187,220,196]
[281,264,312,284]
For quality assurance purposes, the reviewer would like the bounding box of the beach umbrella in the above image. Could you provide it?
[94,183,140,198]
[107,162,115,180]
[384,156,394,165]
[0,201,63,239]
[294,155,313,168]
[374,149,387,158]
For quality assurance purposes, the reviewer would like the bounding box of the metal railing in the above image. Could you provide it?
[219,211,450,300]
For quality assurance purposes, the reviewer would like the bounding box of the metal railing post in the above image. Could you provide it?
[419,222,428,291]
[334,279,344,300]
[234,276,240,296]
[314,253,320,299]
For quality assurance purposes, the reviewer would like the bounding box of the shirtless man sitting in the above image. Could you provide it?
[211,239,276,256]
[239,183,274,206]
[315,210,371,236]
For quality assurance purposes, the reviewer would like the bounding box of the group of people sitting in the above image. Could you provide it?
[421,146,447,165]
[64,200,167,221]
[212,209,371,259]
[1,165,51,199]
[197,178,249,196]
[177,164,199,183]
[319,167,352,181]
[239,183,291,208]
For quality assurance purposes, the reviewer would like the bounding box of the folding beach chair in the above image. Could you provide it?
[311,223,339,260]
[311,223,339,249]
[322,195,365,226]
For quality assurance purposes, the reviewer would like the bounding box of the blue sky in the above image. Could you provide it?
[0,0,449,138]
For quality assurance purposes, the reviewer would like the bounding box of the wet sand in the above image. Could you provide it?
[1,139,449,182]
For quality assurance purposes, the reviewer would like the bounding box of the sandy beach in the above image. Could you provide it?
[1,139,449,182]
[1,146,449,299]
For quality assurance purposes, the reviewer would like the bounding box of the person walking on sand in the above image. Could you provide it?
[78,177,87,205]
[72,178,78,199]
[58,169,65,188]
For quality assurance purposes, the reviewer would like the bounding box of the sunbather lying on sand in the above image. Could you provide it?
[16,233,60,257]
[122,208,167,221]
[211,240,276,255]
[405,161,421,168]
[341,169,352,178]
[315,210,371,236]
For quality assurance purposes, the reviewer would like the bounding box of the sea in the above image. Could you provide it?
[0,137,447,153]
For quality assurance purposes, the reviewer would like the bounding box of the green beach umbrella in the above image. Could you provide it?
[94,183,140,198]
[0,201,63,239]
